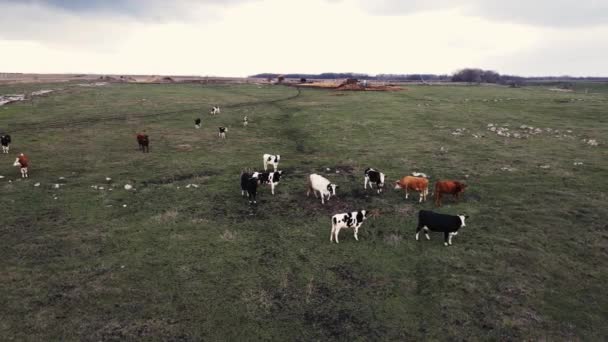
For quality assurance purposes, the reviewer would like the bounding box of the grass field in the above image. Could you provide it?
[1,82,607,341]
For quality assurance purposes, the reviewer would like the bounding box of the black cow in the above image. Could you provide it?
[195,118,201,129]
[364,168,385,193]
[1,134,11,154]
[255,170,282,195]
[240,171,258,204]
[415,210,469,246]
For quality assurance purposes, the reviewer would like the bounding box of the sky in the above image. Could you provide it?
[1,0,607,77]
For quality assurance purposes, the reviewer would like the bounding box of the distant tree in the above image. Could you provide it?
[452,68,483,83]
[481,70,501,83]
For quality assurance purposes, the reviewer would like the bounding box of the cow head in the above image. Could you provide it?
[276,155,280,162]
[393,180,402,190]
[456,182,468,193]
[327,183,338,195]
[13,158,20,167]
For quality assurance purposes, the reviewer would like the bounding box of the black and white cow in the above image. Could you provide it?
[415,210,469,246]
[240,171,258,204]
[263,154,280,171]
[218,127,228,139]
[1,134,11,154]
[364,168,385,193]
[211,106,221,115]
[243,116,248,127]
[330,210,368,243]
[195,118,201,129]
[254,170,283,195]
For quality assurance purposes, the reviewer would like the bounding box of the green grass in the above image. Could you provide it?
[1,82,607,340]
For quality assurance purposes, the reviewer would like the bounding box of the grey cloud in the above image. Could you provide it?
[360,0,608,27]
[0,0,257,19]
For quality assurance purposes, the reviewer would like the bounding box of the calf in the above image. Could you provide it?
[263,154,280,171]
[13,153,29,178]
[434,180,467,207]
[195,118,201,129]
[254,170,283,195]
[394,176,429,203]
[1,134,11,154]
[240,171,258,204]
[136,133,149,153]
[307,173,338,204]
[218,127,227,139]
[330,210,368,243]
[211,106,221,115]
[415,210,469,246]
[364,168,385,193]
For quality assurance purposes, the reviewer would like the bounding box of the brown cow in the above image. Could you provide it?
[394,176,429,203]
[136,132,149,153]
[434,180,467,207]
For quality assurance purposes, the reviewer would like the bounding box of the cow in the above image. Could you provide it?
[415,210,469,246]
[243,116,248,127]
[330,210,368,243]
[211,106,221,115]
[1,134,11,154]
[364,168,385,194]
[136,132,149,153]
[195,118,201,129]
[218,127,228,139]
[263,154,280,171]
[254,170,283,195]
[240,171,258,204]
[307,173,338,204]
[394,176,429,203]
[13,153,29,178]
[434,180,467,207]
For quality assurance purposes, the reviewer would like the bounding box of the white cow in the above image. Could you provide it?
[307,173,337,204]
[263,154,280,171]
[330,210,368,243]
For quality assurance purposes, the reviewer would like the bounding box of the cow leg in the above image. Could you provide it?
[416,224,423,240]
[444,232,450,246]
[419,192,423,203]
[405,187,409,199]
[448,233,454,245]
[354,226,359,241]
[271,183,275,195]
[330,224,335,242]
[321,194,325,204]
[424,227,431,240]
[334,227,340,243]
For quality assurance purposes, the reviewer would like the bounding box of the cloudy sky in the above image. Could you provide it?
[1,0,607,76]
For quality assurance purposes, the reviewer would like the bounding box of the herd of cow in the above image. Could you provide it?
[240,153,470,246]
[1,104,470,248]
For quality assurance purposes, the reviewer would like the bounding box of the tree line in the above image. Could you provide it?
[250,70,608,85]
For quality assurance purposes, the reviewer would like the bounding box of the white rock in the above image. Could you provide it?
[34,182,41,187]
[99,187,104,190]
[124,184,133,190]
[0,175,4,179]
[105,177,112,182]
[54,184,60,189]
[123,204,127,207]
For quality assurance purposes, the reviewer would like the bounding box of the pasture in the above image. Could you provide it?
[1,82,607,340]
